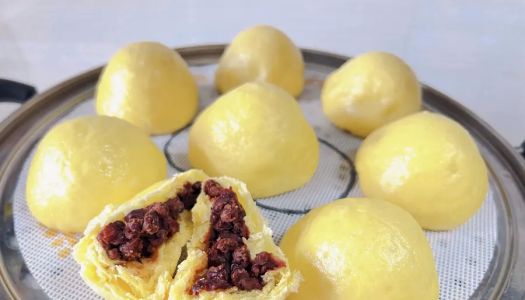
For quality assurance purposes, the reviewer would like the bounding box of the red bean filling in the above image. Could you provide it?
[97,181,202,262]
[191,180,284,294]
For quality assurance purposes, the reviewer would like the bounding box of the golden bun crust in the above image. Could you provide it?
[215,25,304,97]
[321,51,421,137]
[188,82,319,198]
[281,198,439,300]
[26,115,167,233]
[96,42,199,135]
[355,111,488,230]
[74,170,208,300]
[169,176,301,300]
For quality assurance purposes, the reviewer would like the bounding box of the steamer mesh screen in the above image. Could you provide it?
[13,65,497,300]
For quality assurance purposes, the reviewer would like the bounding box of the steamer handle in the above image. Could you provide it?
[519,141,525,160]
[0,79,37,103]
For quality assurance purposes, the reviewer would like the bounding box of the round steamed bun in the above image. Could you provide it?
[321,51,421,137]
[356,111,489,230]
[26,116,167,232]
[281,198,439,300]
[215,25,304,97]
[188,82,318,198]
[96,42,198,134]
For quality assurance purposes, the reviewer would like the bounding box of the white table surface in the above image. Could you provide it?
[1,0,524,146]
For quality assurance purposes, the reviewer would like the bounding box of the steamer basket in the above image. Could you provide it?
[0,45,524,300]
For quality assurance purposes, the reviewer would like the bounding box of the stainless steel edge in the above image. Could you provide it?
[422,86,525,299]
[0,68,102,300]
[0,44,523,299]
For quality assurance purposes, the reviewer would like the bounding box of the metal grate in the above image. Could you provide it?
[13,65,497,300]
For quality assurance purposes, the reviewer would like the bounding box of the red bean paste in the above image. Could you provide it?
[191,180,284,294]
[97,181,202,262]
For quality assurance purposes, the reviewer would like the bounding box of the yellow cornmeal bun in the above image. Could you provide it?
[281,198,439,300]
[26,116,167,233]
[169,176,301,300]
[321,51,421,137]
[74,170,209,300]
[188,82,319,198]
[356,111,489,230]
[96,42,198,134]
[215,25,304,97]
